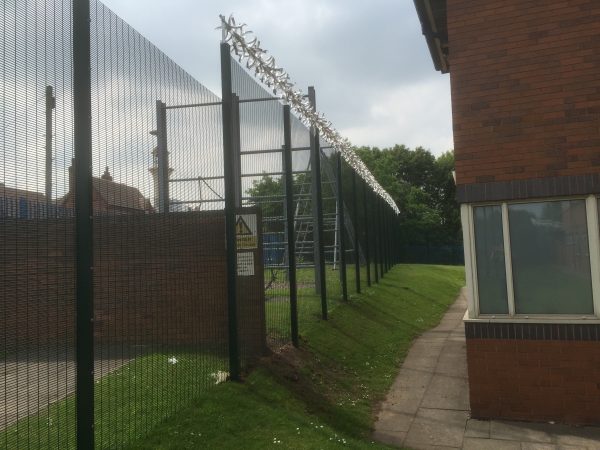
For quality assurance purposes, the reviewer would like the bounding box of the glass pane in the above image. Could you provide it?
[474,205,509,314]
[509,200,593,314]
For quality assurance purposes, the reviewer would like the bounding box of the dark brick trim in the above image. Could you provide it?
[456,173,600,203]
[465,321,600,341]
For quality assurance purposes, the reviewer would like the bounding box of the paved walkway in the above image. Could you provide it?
[1,345,137,430]
[373,288,600,450]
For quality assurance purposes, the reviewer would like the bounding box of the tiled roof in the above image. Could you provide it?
[58,165,154,213]
[0,183,47,202]
[93,177,153,211]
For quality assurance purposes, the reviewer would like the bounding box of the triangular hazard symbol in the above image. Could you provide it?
[235,216,252,236]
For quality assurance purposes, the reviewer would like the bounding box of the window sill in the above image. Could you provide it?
[463,311,600,324]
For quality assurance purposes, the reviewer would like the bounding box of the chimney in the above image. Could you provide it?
[101,166,113,181]
[69,158,75,193]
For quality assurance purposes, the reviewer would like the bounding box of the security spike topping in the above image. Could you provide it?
[218,14,400,214]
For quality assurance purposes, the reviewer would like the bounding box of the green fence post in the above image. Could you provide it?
[363,180,371,287]
[220,42,240,381]
[378,197,385,278]
[308,87,327,319]
[73,0,95,447]
[282,105,299,347]
[352,171,361,293]
[336,153,348,302]
[372,190,380,284]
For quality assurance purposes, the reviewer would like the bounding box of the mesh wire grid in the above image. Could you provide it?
[0,1,231,448]
[0,3,400,448]
[90,2,232,447]
[1,1,76,448]
[231,56,291,348]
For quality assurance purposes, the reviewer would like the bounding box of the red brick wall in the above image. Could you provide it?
[0,211,266,358]
[466,338,600,424]
[447,0,600,186]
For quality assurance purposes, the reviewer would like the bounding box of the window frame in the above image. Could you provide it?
[463,194,600,322]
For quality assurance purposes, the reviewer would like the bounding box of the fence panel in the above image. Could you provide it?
[399,244,464,265]
[230,57,292,349]
[0,6,405,448]
[319,142,343,303]
[340,158,364,295]
[89,2,233,447]
[289,114,324,335]
[0,1,77,448]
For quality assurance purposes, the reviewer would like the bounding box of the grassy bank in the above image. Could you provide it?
[128,264,465,449]
[264,264,367,344]
[0,351,228,449]
[0,264,463,449]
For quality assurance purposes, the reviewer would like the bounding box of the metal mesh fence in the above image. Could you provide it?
[89,2,230,447]
[320,145,342,303]
[340,156,364,296]
[1,1,76,448]
[289,114,323,338]
[231,57,291,347]
[1,4,401,448]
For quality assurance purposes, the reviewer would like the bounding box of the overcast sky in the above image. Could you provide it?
[101,0,453,156]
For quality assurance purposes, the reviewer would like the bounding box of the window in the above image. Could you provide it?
[468,197,599,318]
[473,205,508,314]
[509,200,593,315]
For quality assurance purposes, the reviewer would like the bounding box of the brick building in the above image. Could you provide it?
[415,0,600,424]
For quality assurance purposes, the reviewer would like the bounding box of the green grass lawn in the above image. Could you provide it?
[127,264,465,449]
[0,351,228,450]
[1,264,464,449]
[265,264,374,345]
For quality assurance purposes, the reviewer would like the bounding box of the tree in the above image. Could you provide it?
[245,145,460,253]
[355,145,460,246]
[245,174,286,239]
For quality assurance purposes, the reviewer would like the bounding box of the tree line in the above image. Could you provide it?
[354,145,460,247]
[245,145,462,263]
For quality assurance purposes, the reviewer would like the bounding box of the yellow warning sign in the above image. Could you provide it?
[236,216,252,235]
[236,214,257,249]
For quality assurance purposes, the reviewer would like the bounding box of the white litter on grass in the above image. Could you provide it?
[211,370,229,384]
[168,356,178,365]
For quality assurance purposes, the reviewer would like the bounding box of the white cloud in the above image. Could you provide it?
[342,77,454,155]
[100,0,454,156]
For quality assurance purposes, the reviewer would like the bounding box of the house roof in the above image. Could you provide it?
[60,165,153,212]
[413,0,449,73]
[93,175,153,211]
[0,183,47,202]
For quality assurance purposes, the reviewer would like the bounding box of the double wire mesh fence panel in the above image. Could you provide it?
[1,1,76,449]
[358,176,374,288]
[319,145,342,303]
[0,1,237,448]
[90,2,230,447]
[231,57,291,349]
[229,57,351,351]
[340,157,365,296]
[1,3,401,448]
[289,115,324,334]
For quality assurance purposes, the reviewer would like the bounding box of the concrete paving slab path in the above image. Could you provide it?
[373,288,600,450]
[0,345,140,430]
